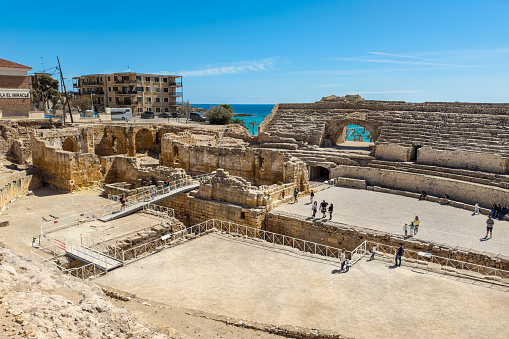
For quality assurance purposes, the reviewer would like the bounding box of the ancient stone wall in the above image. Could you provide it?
[0,169,41,209]
[160,136,309,188]
[267,211,509,270]
[330,165,509,208]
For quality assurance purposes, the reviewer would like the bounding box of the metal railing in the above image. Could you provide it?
[364,240,509,281]
[142,203,175,218]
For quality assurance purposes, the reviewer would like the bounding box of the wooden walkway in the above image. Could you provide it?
[66,245,123,271]
[99,183,200,222]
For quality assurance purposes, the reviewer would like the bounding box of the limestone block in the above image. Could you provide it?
[0,220,9,227]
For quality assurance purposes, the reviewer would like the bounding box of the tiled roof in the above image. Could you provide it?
[0,58,31,69]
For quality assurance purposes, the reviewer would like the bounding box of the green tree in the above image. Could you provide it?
[180,100,192,121]
[206,105,234,124]
[70,95,92,112]
[248,121,257,135]
[231,118,246,127]
[33,74,59,111]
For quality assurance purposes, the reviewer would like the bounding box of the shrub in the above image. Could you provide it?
[206,105,234,125]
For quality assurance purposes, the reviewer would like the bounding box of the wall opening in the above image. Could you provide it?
[135,128,154,155]
[409,145,422,161]
[62,137,79,152]
[173,145,179,164]
[309,166,330,181]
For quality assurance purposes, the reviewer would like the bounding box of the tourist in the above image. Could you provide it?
[164,179,170,193]
[311,201,318,217]
[495,204,501,218]
[151,186,156,198]
[404,223,408,237]
[320,200,328,218]
[281,190,285,200]
[370,244,377,260]
[485,216,494,238]
[328,204,334,220]
[120,194,126,211]
[409,222,415,236]
[419,191,427,201]
[340,250,346,271]
[310,190,315,203]
[499,205,508,220]
[489,204,497,218]
[440,193,450,205]
[294,188,299,203]
[395,243,404,267]
[474,202,480,215]
[413,216,420,235]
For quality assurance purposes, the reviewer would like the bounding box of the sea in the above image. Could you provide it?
[192,104,274,135]
[193,103,370,141]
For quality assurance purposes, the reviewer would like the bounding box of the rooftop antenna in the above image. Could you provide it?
[40,57,45,73]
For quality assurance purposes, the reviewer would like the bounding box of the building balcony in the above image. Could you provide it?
[167,82,182,87]
[115,91,137,95]
[82,82,104,86]
[114,79,138,84]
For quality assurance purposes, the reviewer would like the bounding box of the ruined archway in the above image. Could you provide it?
[135,128,154,154]
[321,115,382,153]
[309,166,330,181]
[62,137,80,152]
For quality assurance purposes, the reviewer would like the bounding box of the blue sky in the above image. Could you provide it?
[2,0,508,104]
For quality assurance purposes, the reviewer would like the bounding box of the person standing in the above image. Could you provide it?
[474,202,480,215]
[320,200,328,218]
[120,194,126,211]
[409,222,415,236]
[370,244,377,260]
[311,201,318,218]
[293,188,299,203]
[404,223,408,237]
[310,190,315,203]
[485,216,494,238]
[328,204,334,220]
[281,190,285,200]
[413,216,420,235]
[395,243,404,267]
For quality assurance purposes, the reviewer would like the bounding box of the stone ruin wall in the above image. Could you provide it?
[160,135,310,189]
[0,168,41,209]
[267,211,509,271]
[330,165,509,209]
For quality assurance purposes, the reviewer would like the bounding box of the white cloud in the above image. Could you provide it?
[175,58,277,77]
[334,58,463,67]
[367,52,437,61]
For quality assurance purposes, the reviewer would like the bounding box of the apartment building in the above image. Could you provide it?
[72,72,182,114]
[0,58,32,114]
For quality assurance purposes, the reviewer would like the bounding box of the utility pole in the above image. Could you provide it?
[40,57,45,72]
[57,57,73,123]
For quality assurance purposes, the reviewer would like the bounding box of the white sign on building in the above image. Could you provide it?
[0,89,30,99]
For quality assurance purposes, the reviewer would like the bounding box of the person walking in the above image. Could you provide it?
[328,204,334,220]
[485,216,494,238]
[340,250,346,271]
[395,243,404,267]
[320,200,328,218]
[370,244,377,260]
[120,194,126,211]
[474,202,480,215]
[310,190,315,203]
[413,216,420,235]
[281,190,285,200]
[293,188,299,203]
[311,201,318,218]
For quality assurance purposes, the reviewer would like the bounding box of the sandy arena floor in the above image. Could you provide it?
[275,186,509,256]
[96,232,509,339]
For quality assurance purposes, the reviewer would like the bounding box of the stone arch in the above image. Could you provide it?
[321,118,382,147]
[135,128,155,154]
[309,165,330,180]
[173,145,179,164]
[62,137,80,152]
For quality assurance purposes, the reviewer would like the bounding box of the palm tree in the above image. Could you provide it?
[248,121,257,135]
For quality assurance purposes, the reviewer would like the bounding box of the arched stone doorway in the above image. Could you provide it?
[62,137,80,152]
[321,117,382,153]
[309,166,330,181]
[135,128,154,154]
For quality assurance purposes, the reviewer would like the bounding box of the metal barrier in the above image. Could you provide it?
[142,203,175,219]
[364,240,509,281]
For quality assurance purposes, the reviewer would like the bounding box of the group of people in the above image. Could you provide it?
[403,216,420,237]
[488,204,508,220]
[311,199,334,219]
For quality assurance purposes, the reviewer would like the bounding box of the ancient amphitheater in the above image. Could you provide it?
[1,95,508,338]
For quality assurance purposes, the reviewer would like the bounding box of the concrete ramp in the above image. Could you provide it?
[99,183,200,222]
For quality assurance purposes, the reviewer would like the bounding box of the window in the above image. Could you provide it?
[155,87,160,93]
[145,87,151,92]
[155,97,160,103]
[164,107,169,112]
[113,86,118,91]
[100,77,103,82]
[145,76,150,82]
[154,77,160,82]
[108,87,111,92]
[109,97,112,102]
[136,86,142,92]
[163,97,169,103]
[138,108,143,113]
[146,97,152,103]
[163,77,168,83]
[137,97,142,103]
[136,75,141,81]
[163,87,169,93]
[155,107,161,112]
[108,76,111,81]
